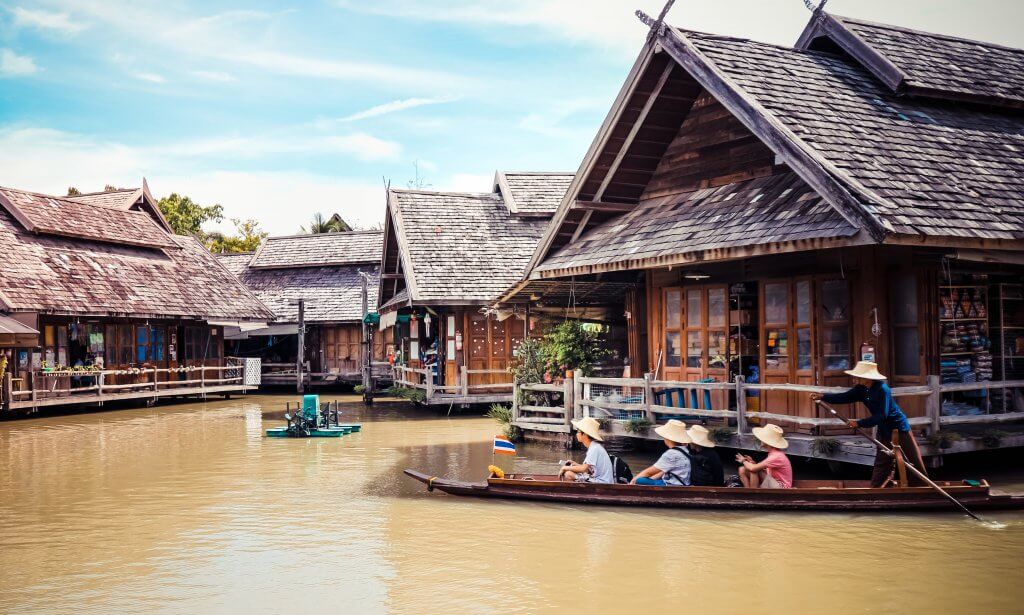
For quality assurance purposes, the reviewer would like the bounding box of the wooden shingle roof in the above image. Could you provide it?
[386,189,554,304]
[250,230,383,269]
[0,186,177,248]
[536,173,856,277]
[496,172,574,216]
[0,205,272,320]
[230,264,379,324]
[66,188,139,210]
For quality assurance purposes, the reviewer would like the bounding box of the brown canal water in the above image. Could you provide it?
[2,395,1024,614]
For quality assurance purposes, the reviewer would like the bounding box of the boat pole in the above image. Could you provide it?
[816,400,983,521]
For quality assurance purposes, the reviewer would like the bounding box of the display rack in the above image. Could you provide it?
[991,282,1024,413]
[938,278,991,415]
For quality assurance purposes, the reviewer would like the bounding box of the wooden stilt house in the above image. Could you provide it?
[0,182,273,414]
[505,11,1024,462]
[219,230,385,387]
[378,172,577,404]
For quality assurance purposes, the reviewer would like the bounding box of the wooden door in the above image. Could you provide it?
[793,278,816,422]
[662,288,683,381]
[761,280,791,414]
[467,313,488,387]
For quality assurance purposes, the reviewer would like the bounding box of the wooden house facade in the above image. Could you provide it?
[219,230,384,387]
[378,172,575,404]
[505,12,1024,459]
[0,182,273,413]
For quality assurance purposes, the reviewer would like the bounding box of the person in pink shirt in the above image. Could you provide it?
[735,424,793,489]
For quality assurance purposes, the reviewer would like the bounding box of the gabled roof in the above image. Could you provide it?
[66,188,139,209]
[797,13,1024,110]
[495,172,574,216]
[527,15,1024,278]
[250,230,383,269]
[0,203,272,320]
[216,252,254,276]
[0,186,178,249]
[381,184,559,307]
[228,264,379,324]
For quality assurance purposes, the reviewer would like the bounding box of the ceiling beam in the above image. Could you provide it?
[572,200,637,213]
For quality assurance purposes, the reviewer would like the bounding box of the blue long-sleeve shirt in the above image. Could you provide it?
[821,381,911,434]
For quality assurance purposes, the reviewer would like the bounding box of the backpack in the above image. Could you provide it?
[610,455,633,484]
[675,446,723,487]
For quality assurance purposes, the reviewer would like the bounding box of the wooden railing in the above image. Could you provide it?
[2,363,245,408]
[391,365,514,400]
[511,373,1024,435]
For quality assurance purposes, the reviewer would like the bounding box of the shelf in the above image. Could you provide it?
[939,285,988,289]
[940,351,984,356]
[939,318,988,322]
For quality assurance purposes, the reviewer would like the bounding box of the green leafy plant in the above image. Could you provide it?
[927,430,963,450]
[540,320,610,380]
[512,336,552,407]
[595,418,611,430]
[383,385,426,404]
[709,426,734,445]
[353,384,367,394]
[624,417,652,434]
[980,429,1010,448]
[0,355,7,382]
[487,403,513,425]
[811,436,841,456]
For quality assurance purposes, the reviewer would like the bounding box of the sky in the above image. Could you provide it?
[0,0,1021,236]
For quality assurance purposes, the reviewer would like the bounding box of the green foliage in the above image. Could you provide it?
[353,384,367,394]
[540,320,610,379]
[487,404,513,425]
[624,417,652,434]
[811,436,841,456]
[66,186,81,196]
[512,336,550,406]
[709,426,734,444]
[0,354,7,381]
[595,418,611,431]
[383,385,426,404]
[927,430,964,450]
[302,212,352,234]
[157,193,224,237]
[206,218,268,254]
[980,429,1010,448]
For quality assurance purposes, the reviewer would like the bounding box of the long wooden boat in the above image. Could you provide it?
[404,470,1024,512]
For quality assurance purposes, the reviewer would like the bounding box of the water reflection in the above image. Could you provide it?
[1,395,1023,614]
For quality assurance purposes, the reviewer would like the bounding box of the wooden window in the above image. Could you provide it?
[763,282,789,370]
[795,280,812,371]
[119,325,133,365]
[685,289,704,368]
[136,326,150,363]
[664,289,682,368]
[105,325,118,366]
[707,287,727,370]
[889,272,921,377]
[819,279,852,372]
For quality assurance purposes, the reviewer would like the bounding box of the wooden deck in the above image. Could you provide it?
[393,365,513,406]
[8,384,256,412]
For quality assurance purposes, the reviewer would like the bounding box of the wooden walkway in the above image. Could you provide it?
[8,384,256,412]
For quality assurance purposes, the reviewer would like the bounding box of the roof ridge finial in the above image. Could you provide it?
[802,0,829,14]
[636,0,676,40]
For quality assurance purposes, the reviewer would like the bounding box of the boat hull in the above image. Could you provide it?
[404,470,1024,512]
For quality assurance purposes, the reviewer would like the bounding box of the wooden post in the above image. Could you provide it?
[573,372,583,419]
[460,365,468,397]
[2,372,11,412]
[425,369,434,402]
[97,371,105,396]
[296,299,305,394]
[563,370,574,429]
[735,376,748,435]
[643,373,655,424]
[511,377,519,421]
[200,367,205,391]
[152,368,158,392]
[926,374,941,435]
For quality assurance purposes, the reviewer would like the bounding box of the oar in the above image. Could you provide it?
[815,399,984,522]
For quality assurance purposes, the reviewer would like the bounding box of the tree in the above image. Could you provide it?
[103,184,119,192]
[66,187,81,196]
[157,193,224,237]
[406,160,431,189]
[302,212,351,234]
[206,218,267,253]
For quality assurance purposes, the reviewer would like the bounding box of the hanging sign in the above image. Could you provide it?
[860,342,875,362]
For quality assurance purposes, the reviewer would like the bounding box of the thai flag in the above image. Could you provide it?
[493,436,516,456]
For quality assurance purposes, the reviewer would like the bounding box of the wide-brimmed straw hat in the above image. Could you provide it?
[844,360,887,381]
[752,423,789,449]
[571,416,604,442]
[654,419,691,445]
[687,424,716,448]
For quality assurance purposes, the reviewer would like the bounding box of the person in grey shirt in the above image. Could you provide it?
[559,417,614,484]
[630,420,692,486]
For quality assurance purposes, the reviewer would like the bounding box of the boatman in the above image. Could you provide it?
[811,361,928,487]
[559,416,614,484]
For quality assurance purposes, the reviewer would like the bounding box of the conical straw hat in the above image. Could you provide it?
[571,416,604,442]
[654,419,691,445]
[752,423,789,449]
[844,360,886,381]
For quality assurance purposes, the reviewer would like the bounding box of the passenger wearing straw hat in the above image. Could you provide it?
[736,424,793,489]
[630,420,692,486]
[686,425,725,487]
[560,417,614,484]
[810,360,927,487]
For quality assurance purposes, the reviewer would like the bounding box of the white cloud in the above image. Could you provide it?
[191,70,236,83]
[518,97,607,137]
[0,49,38,76]
[160,132,400,162]
[341,96,458,122]
[443,173,494,193]
[0,125,388,235]
[133,72,166,83]
[10,6,87,33]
